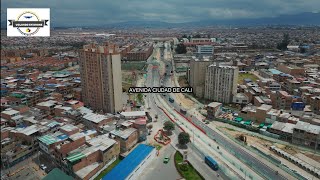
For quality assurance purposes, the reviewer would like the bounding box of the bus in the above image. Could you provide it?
[204,156,219,171]
[169,97,174,103]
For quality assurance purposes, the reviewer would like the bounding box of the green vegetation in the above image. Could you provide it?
[175,43,187,54]
[277,33,290,51]
[238,73,259,84]
[174,151,204,180]
[121,62,146,71]
[137,93,144,105]
[94,159,121,180]
[163,121,175,133]
[178,132,190,146]
[155,144,162,150]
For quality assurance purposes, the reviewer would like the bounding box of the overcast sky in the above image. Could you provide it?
[1,0,319,26]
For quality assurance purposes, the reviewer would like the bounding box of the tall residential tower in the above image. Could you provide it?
[204,63,238,103]
[79,43,122,113]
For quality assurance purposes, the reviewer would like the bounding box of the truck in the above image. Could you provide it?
[169,97,174,103]
[180,108,187,115]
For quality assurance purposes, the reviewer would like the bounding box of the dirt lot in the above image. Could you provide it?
[175,76,195,109]
[220,126,320,162]
[178,75,189,87]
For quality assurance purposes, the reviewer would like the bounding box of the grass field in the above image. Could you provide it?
[238,73,259,84]
[121,62,146,71]
[174,151,204,180]
[94,159,121,180]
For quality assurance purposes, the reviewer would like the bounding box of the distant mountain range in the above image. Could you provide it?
[103,12,320,28]
[1,12,319,29]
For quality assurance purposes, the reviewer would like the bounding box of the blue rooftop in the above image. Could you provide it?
[102,144,155,180]
[57,134,69,140]
[268,69,282,75]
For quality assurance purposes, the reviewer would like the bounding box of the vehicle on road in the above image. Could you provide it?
[205,156,219,171]
[180,109,187,115]
[163,157,170,164]
[169,97,174,103]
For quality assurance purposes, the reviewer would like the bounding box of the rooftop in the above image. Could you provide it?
[1,109,19,116]
[86,134,116,152]
[257,104,273,111]
[60,124,78,132]
[102,144,155,180]
[207,102,222,108]
[43,168,73,180]
[75,162,100,179]
[294,121,320,134]
[111,128,137,139]
[120,111,146,117]
[83,112,113,124]
[36,100,57,107]
[13,125,39,136]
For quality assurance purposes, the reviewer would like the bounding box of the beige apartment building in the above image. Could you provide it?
[188,56,213,98]
[204,63,238,103]
[79,43,122,113]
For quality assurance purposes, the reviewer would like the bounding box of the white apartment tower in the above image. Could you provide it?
[204,64,238,103]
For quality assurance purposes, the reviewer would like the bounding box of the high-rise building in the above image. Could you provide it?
[204,63,238,103]
[79,43,122,113]
[188,56,213,98]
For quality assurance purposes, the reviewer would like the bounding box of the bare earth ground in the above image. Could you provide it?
[175,75,194,109]
[219,125,320,179]
[221,126,320,160]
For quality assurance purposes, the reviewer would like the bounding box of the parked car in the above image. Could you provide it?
[40,164,47,170]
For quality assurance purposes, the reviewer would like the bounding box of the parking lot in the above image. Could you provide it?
[32,151,57,174]
[4,160,45,180]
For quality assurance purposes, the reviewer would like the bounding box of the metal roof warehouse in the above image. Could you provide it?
[102,144,156,180]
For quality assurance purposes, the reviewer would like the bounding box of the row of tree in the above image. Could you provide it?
[163,121,190,145]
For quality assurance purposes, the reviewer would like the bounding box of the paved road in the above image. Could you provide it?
[138,144,181,180]
[164,44,288,180]
[144,44,228,180]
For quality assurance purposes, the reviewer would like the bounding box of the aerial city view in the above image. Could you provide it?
[1,0,320,180]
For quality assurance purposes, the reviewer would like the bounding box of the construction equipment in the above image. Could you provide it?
[238,134,247,143]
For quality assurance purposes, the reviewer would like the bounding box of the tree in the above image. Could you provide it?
[137,93,143,104]
[163,121,175,133]
[193,34,201,38]
[276,33,290,51]
[182,34,187,38]
[178,132,190,145]
[175,43,187,54]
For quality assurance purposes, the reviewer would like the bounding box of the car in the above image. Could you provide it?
[163,157,170,164]
[41,165,47,170]
[205,121,210,124]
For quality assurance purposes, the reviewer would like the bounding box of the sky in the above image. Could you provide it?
[1,0,320,26]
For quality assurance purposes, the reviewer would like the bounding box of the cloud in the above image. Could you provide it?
[1,0,319,25]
